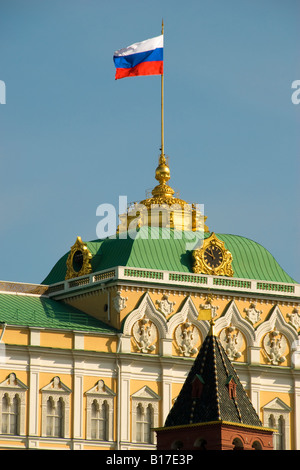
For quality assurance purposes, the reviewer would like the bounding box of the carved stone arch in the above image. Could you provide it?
[255,305,298,349]
[122,292,168,339]
[167,295,209,340]
[215,300,256,347]
[120,292,167,352]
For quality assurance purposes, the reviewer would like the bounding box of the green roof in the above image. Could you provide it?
[42,227,296,285]
[0,293,118,333]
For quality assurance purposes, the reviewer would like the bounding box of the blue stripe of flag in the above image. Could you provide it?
[113,48,163,69]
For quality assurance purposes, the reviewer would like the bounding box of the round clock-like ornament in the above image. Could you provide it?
[203,244,223,269]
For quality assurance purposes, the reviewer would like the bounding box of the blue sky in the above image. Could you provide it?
[0,0,299,284]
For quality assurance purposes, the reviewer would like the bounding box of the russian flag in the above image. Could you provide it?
[113,35,163,80]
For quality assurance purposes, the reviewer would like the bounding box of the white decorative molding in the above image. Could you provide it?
[244,302,262,325]
[263,330,287,365]
[156,294,175,317]
[40,376,71,438]
[287,307,300,330]
[122,292,168,341]
[215,300,256,346]
[131,386,160,445]
[0,373,28,436]
[132,386,160,401]
[256,305,298,349]
[219,326,243,361]
[263,397,291,450]
[47,264,300,299]
[174,322,200,357]
[167,295,209,341]
[86,379,115,441]
[113,291,128,313]
[132,316,158,353]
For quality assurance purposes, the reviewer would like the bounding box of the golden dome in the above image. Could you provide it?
[118,153,209,233]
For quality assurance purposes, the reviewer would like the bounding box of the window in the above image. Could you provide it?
[86,380,115,441]
[232,437,244,450]
[252,440,262,450]
[171,440,184,450]
[46,396,64,438]
[41,376,71,439]
[269,414,285,450]
[131,386,160,446]
[91,400,108,440]
[136,403,153,443]
[2,393,19,434]
[263,398,291,450]
[0,373,27,436]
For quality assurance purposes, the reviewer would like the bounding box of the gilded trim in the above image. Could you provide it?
[193,232,234,277]
[65,236,92,280]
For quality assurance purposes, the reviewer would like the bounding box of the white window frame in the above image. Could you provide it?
[41,376,71,439]
[86,379,115,441]
[263,397,291,450]
[131,386,160,445]
[0,373,27,436]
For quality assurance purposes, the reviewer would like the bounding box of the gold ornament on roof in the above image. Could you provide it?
[65,236,92,280]
[193,232,234,277]
[118,154,209,233]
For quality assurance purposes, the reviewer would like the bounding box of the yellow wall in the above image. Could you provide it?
[40,331,73,349]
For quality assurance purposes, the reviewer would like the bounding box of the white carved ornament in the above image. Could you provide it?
[132,316,157,353]
[244,302,262,325]
[219,326,243,361]
[287,308,300,330]
[175,322,199,357]
[263,330,287,365]
[113,291,128,313]
[156,294,175,317]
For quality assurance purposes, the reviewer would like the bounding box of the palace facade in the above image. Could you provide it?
[0,154,299,450]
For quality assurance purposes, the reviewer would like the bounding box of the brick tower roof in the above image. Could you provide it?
[164,325,262,428]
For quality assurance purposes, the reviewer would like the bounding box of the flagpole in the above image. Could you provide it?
[161,19,164,160]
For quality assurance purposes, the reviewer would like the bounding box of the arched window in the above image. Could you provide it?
[131,386,160,445]
[86,380,115,442]
[232,437,244,450]
[194,437,207,450]
[1,393,19,435]
[41,376,71,439]
[0,373,27,436]
[263,398,291,450]
[171,440,184,450]
[91,399,108,440]
[46,396,64,438]
[136,403,153,443]
[252,440,262,450]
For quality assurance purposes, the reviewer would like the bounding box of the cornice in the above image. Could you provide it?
[47,265,300,303]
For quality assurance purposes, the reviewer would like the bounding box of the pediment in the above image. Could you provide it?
[131,385,160,401]
[86,379,115,397]
[0,373,28,391]
[41,376,71,394]
[263,397,291,413]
